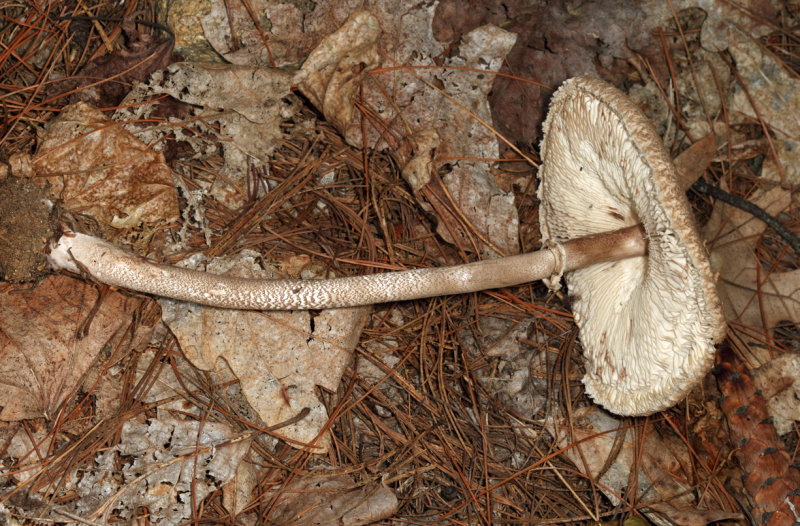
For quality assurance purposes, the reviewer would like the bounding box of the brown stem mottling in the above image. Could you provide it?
[48,226,647,310]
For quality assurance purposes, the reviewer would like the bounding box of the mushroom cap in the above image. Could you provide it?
[538,76,726,416]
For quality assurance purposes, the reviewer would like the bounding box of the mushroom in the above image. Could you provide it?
[6,76,724,416]
[538,76,726,415]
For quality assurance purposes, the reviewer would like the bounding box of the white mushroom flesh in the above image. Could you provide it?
[538,77,726,416]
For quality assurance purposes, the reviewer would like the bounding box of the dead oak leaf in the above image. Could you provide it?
[0,275,139,421]
[703,186,800,334]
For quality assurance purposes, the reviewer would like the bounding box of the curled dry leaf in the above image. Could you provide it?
[159,252,370,453]
[10,102,179,233]
[294,10,382,134]
[0,275,139,420]
[296,8,519,256]
[703,186,800,335]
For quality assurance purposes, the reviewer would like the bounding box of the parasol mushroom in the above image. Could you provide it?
[538,76,726,415]
[3,76,725,416]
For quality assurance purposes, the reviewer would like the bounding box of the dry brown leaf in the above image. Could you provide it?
[0,275,139,420]
[703,186,800,335]
[549,407,743,525]
[296,8,519,257]
[11,102,179,233]
[116,62,298,209]
[266,473,398,526]
[673,134,717,190]
[160,252,370,453]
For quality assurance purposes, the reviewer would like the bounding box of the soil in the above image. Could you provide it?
[0,176,57,282]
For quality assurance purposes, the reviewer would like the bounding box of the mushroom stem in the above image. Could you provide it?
[48,225,647,310]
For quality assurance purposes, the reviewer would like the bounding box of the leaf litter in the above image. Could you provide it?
[159,251,370,453]
[704,186,799,338]
[0,275,141,421]
[295,8,521,257]
[1,0,800,524]
[115,62,300,208]
[548,407,744,526]
[8,102,179,235]
[45,17,174,108]
[60,418,251,525]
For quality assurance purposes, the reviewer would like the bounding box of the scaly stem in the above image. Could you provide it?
[48,225,647,310]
